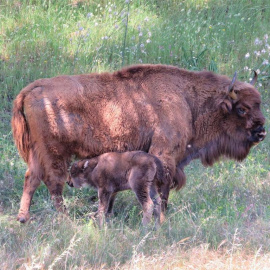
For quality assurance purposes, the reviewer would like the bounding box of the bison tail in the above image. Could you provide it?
[12,87,32,163]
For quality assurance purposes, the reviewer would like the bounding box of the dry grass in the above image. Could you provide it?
[121,245,270,270]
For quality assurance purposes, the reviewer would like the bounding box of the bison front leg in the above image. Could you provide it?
[43,159,68,214]
[17,169,41,223]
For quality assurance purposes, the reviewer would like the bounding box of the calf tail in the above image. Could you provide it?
[153,156,165,185]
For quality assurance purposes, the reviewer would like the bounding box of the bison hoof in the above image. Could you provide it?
[18,217,26,223]
[17,213,30,223]
[160,212,166,224]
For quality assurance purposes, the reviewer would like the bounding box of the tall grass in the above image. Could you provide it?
[0,0,269,269]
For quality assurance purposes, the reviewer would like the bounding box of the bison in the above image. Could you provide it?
[12,64,266,223]
[68,151,164,227]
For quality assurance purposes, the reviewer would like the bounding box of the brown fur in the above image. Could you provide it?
[12,64,266,223]
[68,151,164,227]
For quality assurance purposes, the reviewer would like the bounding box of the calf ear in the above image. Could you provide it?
[83,160,89,170]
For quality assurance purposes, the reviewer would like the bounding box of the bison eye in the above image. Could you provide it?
[237,107,247,116]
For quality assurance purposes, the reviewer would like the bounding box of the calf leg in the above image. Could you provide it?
[139,189,154,227]
[129,168,154,227]
[98,188,112,227]
[149,146,176,223]
[106,192,117,219]
[159,181,170,223]
[150,184,161,228]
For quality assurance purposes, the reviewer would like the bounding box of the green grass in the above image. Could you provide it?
[0,0,270,269]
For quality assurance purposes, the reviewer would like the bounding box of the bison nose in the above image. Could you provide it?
[252,126,267,142]
[257,128,267,141]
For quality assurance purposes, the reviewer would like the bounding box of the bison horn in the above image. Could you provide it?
[250,70,258,86]
[229,71,237,100]
[83,160,89,170]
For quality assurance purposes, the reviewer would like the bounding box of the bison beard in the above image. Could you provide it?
[12,64,266,223]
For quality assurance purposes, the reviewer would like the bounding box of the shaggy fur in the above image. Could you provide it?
[68,151,164,227]
[12,64,266,223]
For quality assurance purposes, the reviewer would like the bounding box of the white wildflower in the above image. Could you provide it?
[262,59,269,65]
[146,39,151,43]
[256,69,260,74]
[139,32,143,37]
[245,53,250,58]
[254,38,262,45]
[244,66,249,71]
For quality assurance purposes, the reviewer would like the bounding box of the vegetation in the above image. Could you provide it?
[0,0,269,269]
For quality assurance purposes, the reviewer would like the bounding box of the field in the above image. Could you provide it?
[0,0,270,269]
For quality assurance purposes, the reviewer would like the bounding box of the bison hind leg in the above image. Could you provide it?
[43,157,70,215]
[17,150,44,223]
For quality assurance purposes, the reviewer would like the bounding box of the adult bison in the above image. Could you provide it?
[12,64,266,223]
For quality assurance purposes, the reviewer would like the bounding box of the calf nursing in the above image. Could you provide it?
[68,151,164,227]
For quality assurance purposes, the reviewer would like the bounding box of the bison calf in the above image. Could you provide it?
[68,151,164,228]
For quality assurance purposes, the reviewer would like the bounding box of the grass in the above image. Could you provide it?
[0,0,270,269]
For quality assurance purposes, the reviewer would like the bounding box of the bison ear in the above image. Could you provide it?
[220,99,233,114]
[228,72,238,100]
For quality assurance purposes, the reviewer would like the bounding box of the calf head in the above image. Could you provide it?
[68,159,98,188]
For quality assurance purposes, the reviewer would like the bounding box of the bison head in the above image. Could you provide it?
[218,71,266,160]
